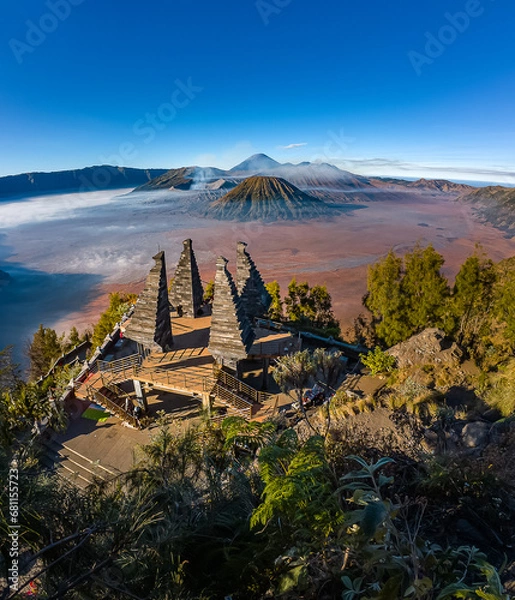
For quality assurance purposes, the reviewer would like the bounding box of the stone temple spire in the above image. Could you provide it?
[124,251,173,352]
[169,239,204,318]
[236,241,272,322]
[208,256,255,366]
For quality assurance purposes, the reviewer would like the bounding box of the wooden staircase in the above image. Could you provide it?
[40,436,119,489]
[74,375,138,428]
[76,354,272,424]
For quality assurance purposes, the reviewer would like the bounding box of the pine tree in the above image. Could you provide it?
[26,325,64,381]
[91,292,135,348]
[493,257,515,351]
[285,279,310,322]
[450,253,496,349]
[309,285,338,330]
[401,244,449,335]
[365,250,409,346]
[265,280,283,321]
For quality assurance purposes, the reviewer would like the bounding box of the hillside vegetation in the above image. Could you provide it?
[1,245,515,598]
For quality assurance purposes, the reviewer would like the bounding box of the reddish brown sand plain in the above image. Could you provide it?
[54,194,515,337]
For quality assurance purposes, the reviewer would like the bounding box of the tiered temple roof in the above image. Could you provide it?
[124,251,173,352]
[208,256,255,366]
[236,241,272,322]
[169,239,204,318]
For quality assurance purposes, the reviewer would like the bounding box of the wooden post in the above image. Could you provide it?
[261,358,270,392]
[133,379,147,410]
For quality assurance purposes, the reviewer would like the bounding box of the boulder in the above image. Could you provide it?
[461,421,490,448]
[388,328,463,369]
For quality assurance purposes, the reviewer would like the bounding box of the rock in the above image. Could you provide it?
[387,328,463,369]
[490,417,515,444]
[461,422,490,448]
[482,408,503,423]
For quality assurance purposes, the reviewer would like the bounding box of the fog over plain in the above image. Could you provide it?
[3,182,515,368]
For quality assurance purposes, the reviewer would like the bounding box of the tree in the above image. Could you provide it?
[313,348,345,390]
[0,346,19,393]
[91,292,136,349]
[26,325,64,381]
[365,246,450,347]
[251,432,343,540]
[309,284,340,332]
[283,279,340,335]
[401,244,449,334]
[493,258,515,352]
[285,279,310,322]
[265,280,283,321]
[365,250,409,346]
[449,252,496,351]
[272,350,316,406]
[347,312,377,347]
[203,279,215,303]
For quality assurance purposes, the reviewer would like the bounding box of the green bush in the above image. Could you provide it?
[360,346,396,376]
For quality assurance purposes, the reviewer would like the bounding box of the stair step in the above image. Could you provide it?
[60,443,118,477]
[57,463,92,489]
[40,436,119,490]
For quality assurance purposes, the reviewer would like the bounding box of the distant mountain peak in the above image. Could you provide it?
[229,154,281,173]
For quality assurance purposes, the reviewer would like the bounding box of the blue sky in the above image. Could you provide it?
[0,0,514,182]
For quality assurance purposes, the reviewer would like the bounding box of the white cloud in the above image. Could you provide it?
[333,157,515,185]
[279,143,308,150]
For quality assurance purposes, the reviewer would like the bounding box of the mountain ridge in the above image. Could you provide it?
[0,166,168,198]
[0,153,484,199]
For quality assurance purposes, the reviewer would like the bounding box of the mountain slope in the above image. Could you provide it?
[207,175,330,221]
[370,177,474,194]
[0,166,168,198]
[228,153,281,174]
[267,162,372,190]
[459,186,515,234]
[135,166,230,191]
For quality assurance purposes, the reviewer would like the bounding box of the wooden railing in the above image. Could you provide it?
[210,404,251,423]
[103,381,133,407]
[81,355,271,423]
[214,369,272,404]
[77,383,138,428]
[212,384,253,411]
[133,364,215,394]
[98,354,143,373]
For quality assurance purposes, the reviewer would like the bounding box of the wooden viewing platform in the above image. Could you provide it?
[75,315,295,425]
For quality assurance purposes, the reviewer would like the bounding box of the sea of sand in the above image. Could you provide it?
[1,187,515,364]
